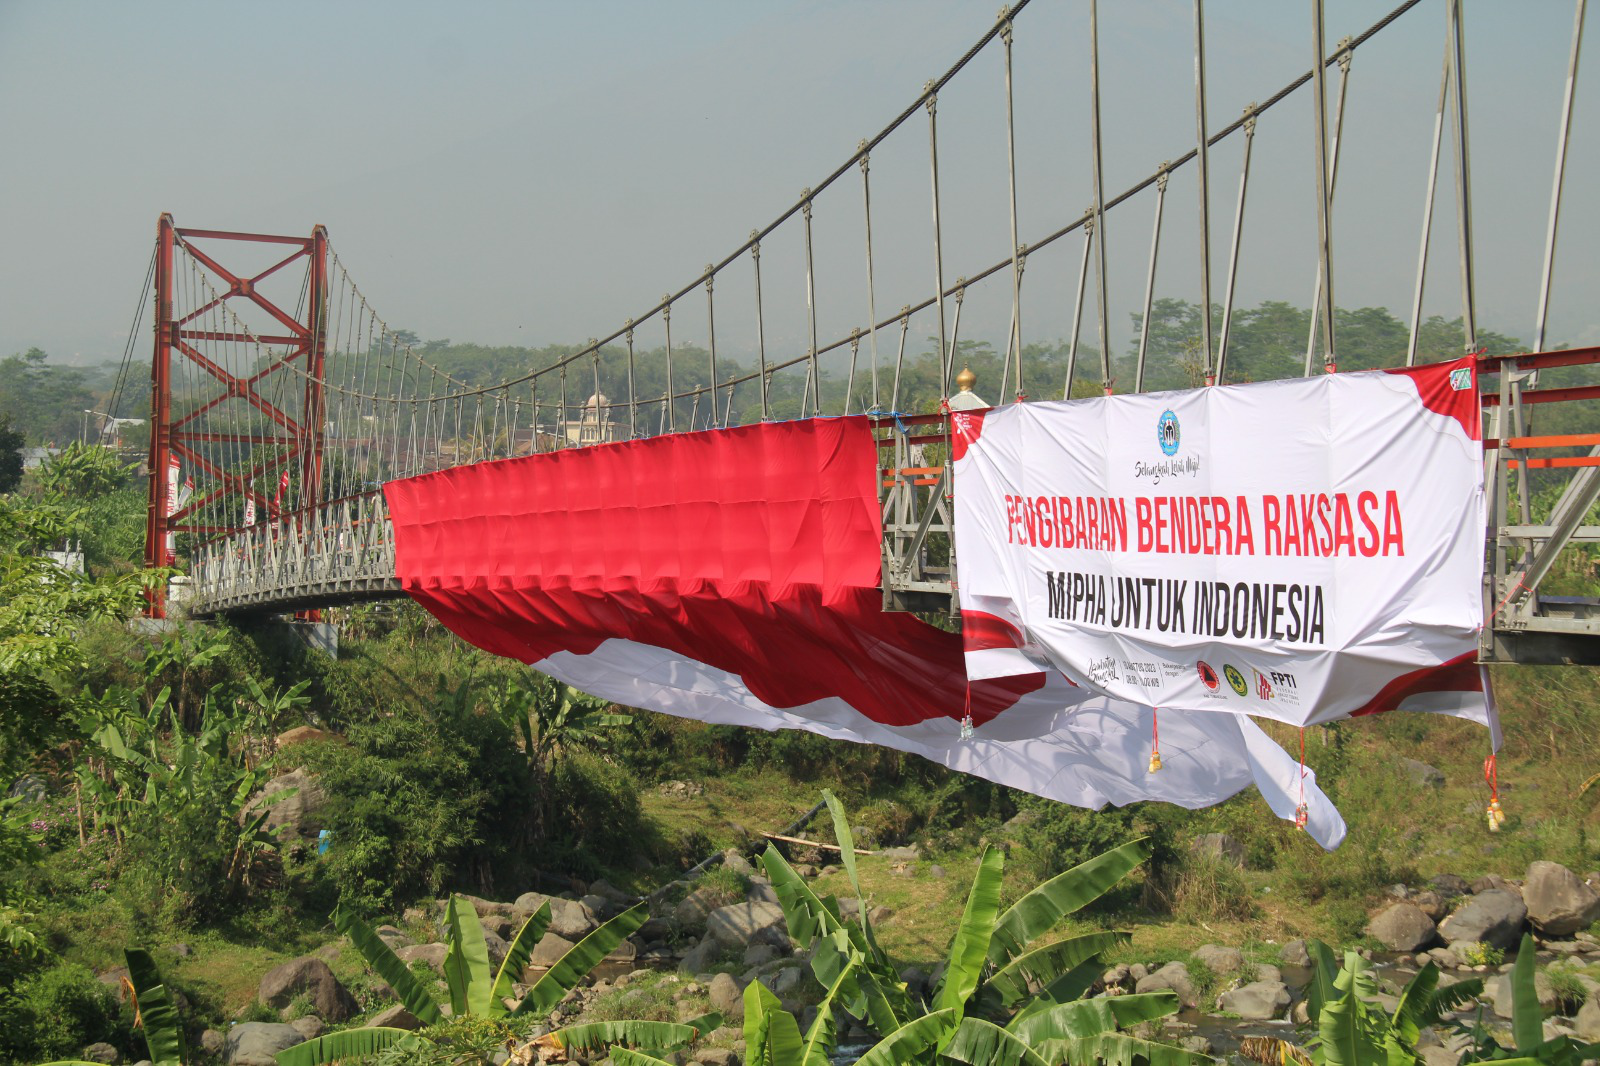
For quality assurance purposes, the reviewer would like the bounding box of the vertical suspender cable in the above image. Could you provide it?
[860,145,881,411]
[1407,42,1452,366]
[927,84,952,397]
[1448,0,1476,352]
[1310,0,1339,372]
[625,321,637,439]
[751,235,770,421]
[1216,109,1258,385]
[1064,215,1093,398]
[1534,0,1586,355]
[1135,167,1170,393]
[1090,0,1113,394]
[1002,11,1025,401]
[662,297,677,432]
[1305,43,1352,372]
[704,270,719,427]
[890,307,911,413]
[1193,0,1215,385]
[801,192,822,415]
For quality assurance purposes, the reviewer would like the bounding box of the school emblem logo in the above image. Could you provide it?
[1196,661,1220,691]
[1223,664,1248,697]
[1449,367,1472,391]
[1157,410,1181,456]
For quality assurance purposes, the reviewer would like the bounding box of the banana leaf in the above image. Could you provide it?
[1511,934,1542,1053]
[852,1008,960,1066]
[1317,982,1383,1066]
[988,839,1151,966]
[332,902,444,1026]
[443,895,494,1017]
[1305,939,1341,1026]
[800,952,861,1066]
[273,1027,421,1066]
[515,901,646,1016]
[745,975,787,1066]
[1009,992,1180,1043]
[1059,1032,1214,1066]
[1389,960,1439,1048]
[821,789,890,966]
[611,1049,679,1066]
[547,1019,699,1053]
[489,900,551,1016]
[761,844,849,948]
[685,1011,725,1037]
[941,1016,1052,1066]
[125,948,186,1066]
[933,844,1005,1015]
[986,930,1131,1008]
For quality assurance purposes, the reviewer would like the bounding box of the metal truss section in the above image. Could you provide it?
[186,493,401,617]
[875,413,956,614]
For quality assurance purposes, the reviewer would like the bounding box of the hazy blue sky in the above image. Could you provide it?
[1,0,1594,379]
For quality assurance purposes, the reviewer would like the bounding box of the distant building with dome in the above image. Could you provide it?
[556,392,620,445]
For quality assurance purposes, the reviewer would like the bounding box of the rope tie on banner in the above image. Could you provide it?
[1294,727,1310,829]
[960,680,974,741]
[1484,752,1505,831]
[1147,709,1162,773]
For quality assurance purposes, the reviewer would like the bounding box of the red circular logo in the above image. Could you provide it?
[1197,661,1219,690]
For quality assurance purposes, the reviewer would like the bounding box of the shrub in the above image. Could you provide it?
[1170,848,1257,924]
[0,962,130,1063]
[1457,941,1504,967]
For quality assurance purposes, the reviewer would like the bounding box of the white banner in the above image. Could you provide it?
[952,357,1489,729]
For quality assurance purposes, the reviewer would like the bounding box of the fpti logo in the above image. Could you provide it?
[1449,367,1472,391]
[1223,664,1248,697]
[1253,668,1275,701]
[1196,661,1219,691]
[1157,410,1181,456]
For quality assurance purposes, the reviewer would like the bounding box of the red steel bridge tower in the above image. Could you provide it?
[144,215,328,614]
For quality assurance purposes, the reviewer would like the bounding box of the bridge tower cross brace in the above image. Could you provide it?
[144,215,328,613]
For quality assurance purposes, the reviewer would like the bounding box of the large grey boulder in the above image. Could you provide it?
[246,768,327,842]
[706,901,787,952]
[1369,903,1439,952]
[1281,940,1311,967]
[1135,962,1198,1008]
[525,932,576,971]
[708,972,744,1022]
[1488,971,1558,1018]
[79,1044,119,1064]
[1575,999,1600,1041]
[1217,981,1291,1021]
[397,943,448,975]
[1523,861,1600,937]
[673,886,724,931]
[257,955,357,1021]
[1440,889,1528,950]
[514,892,598,940]
[678,937,722,974]
[226,1022,305,1066]
[1432,874,1471,897]
[1412,890,1449,922]
[1193,944,1244,975]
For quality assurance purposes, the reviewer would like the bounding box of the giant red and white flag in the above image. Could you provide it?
[386,418,1347,848]
[951,356,1493,736]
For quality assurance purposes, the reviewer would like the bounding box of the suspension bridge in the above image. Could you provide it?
[130,0,1600,670]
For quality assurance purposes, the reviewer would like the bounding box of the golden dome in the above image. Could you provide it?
[955,363,977,392]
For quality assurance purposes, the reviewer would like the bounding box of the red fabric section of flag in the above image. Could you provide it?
[1346,650,1481,718]
[386,417,1041,727]
[1382,355,1481,442]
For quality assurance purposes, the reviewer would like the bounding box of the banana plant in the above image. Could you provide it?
[1454,933,1600,1066]
[760,790,1205,1064]
[278,894,665,1066]
[40,949,186,1066]
[1242,941,1491,1066]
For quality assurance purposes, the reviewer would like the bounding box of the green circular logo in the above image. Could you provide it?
[1223,664,1248,697]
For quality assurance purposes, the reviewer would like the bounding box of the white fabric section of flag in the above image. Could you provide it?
[531,637,1347,850]
[243,496,256,527]
[951,361,1487,729]
[164,456,182,563]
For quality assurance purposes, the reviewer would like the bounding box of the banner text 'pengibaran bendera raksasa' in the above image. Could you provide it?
[952,356,1495,730]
